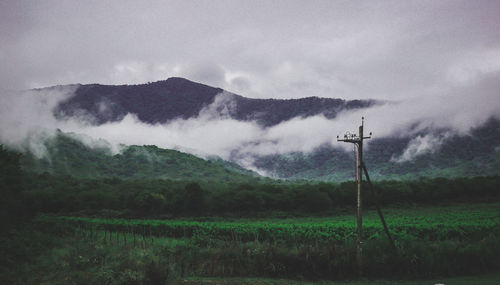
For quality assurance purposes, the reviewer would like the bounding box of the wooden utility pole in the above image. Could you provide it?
[356,121,364,275]
[337,117,370,276]
[337,117,396,277]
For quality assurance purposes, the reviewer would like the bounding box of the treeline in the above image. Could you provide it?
[2,145,500,221]
[21,173,500,219]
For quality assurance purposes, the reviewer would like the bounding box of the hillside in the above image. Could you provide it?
[20,132,261,183]
[252,118,500,181]
[31,78,500,181]
[54,77,376,127]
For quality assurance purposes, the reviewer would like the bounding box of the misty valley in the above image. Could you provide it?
[1,78,500,284]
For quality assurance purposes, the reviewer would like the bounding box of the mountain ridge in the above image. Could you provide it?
[53,77,377,127]
[27,77,500,181]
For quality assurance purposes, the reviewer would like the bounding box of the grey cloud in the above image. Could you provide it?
[0,86,76,156]
[1,0,499,102]
[183,62,226,88]
[391,133,452,163]
[1,70,498,167]
[1,0,500,169]
[228,76,251,94]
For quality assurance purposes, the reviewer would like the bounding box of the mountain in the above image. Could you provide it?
[20,132,262,183]
[54,77,376,127]
[254,118,500,181]
[37,78,500,181]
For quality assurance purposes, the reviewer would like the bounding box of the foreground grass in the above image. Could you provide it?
[184,271,500,285]
[4,203,499,284]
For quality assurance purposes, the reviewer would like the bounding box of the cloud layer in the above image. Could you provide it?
[1,1,500,172]
[1,72,498,169]
[2,0,500,101]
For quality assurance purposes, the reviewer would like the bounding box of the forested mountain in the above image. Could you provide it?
[54,77,375,127]
[255,118,500,181]
[33,78,500,181]
[20,132,261,183]
[19,118,500,182]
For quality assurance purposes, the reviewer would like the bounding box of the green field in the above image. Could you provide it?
[183,272,500,285]
[38,203,500,243]
[27,203,500,284]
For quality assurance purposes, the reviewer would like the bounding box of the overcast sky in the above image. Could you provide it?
[1,0,500,100]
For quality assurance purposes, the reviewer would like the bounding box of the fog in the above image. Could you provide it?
[1,72,499,170]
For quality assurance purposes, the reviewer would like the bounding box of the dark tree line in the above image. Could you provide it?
[1,145,499,220]
[20,173,500,218]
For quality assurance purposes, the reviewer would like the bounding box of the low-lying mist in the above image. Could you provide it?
[1,74,499,173]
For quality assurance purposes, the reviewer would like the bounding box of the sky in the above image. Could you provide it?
[1,0,500,171]
[1,0,500,100]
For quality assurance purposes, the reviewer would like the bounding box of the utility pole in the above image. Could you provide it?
[337,117,370,276]
[337,117,396,277]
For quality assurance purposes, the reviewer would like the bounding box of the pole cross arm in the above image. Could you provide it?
[337,133,371,143]
[337,137,361,143]
[337,133,362,143]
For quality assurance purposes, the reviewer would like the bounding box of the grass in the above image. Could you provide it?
[183,271,500,285]
[22,203,500,283]
[39,202,500,244]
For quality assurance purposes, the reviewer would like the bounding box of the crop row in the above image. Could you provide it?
[36,213,499,244]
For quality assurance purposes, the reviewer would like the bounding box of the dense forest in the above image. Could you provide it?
[2,144,500,284]
[3,145,499,220]
[20,132,260,183]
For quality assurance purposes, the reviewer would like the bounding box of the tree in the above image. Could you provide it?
[184,182,205,215]
[0,146,25,227]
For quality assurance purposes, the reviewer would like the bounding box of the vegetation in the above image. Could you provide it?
[1,145,500,284]
[0,227,183,284]
[19,118,500,184]
[6,204,500,283]
[21,169,500,218]
[4,79,499,283]
[21,132,261,182]
[37,203,500,245]
[256,118,500,181]
[42,77,500,180]
[0,145,27,228]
